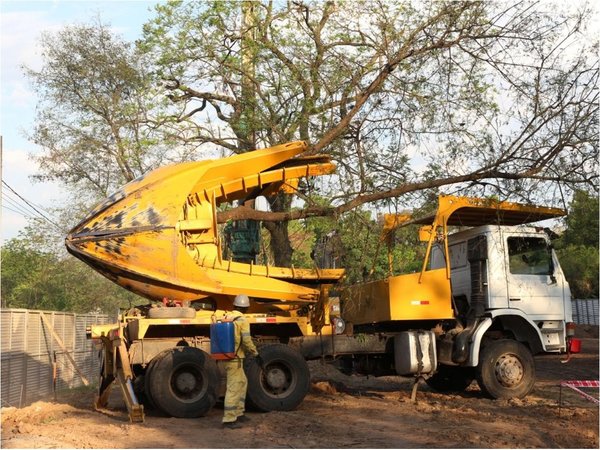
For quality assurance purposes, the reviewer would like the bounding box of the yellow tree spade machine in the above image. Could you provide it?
[67,141,577,422]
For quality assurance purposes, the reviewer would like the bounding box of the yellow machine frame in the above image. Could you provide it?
[77,140,566,421]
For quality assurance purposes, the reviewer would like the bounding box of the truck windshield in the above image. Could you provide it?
[507,237,553,275]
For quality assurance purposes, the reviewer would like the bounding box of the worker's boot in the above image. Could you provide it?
[222,420,242,429]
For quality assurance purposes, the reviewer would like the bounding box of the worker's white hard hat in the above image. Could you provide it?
[233,294,250,308]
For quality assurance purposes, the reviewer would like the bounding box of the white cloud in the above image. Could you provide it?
[1,9,58,152]
[3,147,34,173]
[2,146,65,200]
[0,211,29,241]
[0,10,58,80]
[5,80,36,109]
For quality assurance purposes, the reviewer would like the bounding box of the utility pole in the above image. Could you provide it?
[1,135,3,307]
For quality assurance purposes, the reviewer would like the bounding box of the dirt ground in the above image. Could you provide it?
[2,332,598,449]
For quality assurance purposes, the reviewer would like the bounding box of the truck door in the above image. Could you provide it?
[505,235,566,321]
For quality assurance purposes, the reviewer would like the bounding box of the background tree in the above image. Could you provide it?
[555,190,599,299]
[1,229,140,313]
[285,196,424,285]
[142,0,598,267]
[560,190,599,249]
[24,18,198,204]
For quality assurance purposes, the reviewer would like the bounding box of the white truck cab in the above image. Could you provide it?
[431,225,572,355]
[420,221,575,399]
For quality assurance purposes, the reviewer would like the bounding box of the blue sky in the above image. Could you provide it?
[1,0,158,242]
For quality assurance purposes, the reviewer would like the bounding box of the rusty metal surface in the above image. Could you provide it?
[66,141,344,305]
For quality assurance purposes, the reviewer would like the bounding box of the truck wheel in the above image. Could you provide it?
[426,365,475,392]
[476,339,535,399]
[147,347,219,417]
[245,344,310,412]
[132,374,148,407]
[147,307,196,319]
[142,353,166,412]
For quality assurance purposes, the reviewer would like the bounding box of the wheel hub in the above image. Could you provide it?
[175,371,196,392]
[495,354,524,387]
[266,367,287,389]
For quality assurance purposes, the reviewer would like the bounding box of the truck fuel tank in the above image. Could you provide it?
[394,331,437,376]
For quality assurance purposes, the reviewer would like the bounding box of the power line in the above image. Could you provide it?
[2,189,47,219]
[1,181,62,230]
[2,204,34,218]
[2,190,46,221]
[2,180,58,223]
[2,192,38,218]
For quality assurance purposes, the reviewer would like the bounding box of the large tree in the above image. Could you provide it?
[142,0,598,266]
[24,18,197,202]
[25,2,598,271]
[13,1,597,315]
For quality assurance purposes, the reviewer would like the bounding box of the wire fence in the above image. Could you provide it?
[572,299,599,326]
[0,308,114,407]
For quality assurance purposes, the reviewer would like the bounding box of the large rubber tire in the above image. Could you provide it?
[476,339,535,399]
[426,365,475,392]
[142,351,168,412]
[245,344,310,412]
[147,307,196,319]
[147,347,219,417]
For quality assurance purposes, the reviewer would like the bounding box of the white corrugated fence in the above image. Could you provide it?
[1,308,114,407]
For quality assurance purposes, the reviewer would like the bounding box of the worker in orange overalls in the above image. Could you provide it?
[222,294,261,429]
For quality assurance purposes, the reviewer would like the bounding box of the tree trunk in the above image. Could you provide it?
[263,192,294,267]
